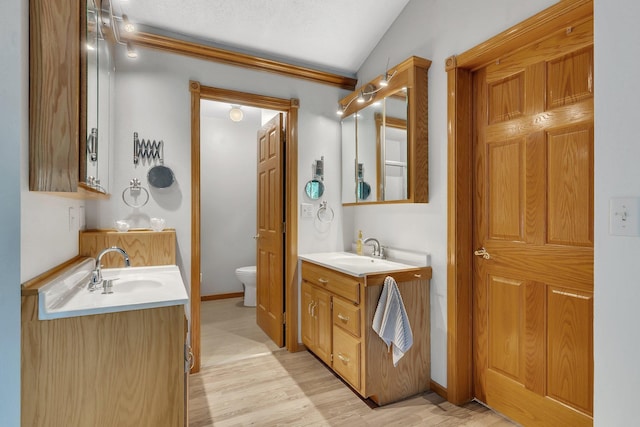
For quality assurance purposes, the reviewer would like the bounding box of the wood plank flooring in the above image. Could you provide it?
[190,298,516,426]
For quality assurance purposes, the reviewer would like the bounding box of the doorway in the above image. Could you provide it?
[189,81,300,373]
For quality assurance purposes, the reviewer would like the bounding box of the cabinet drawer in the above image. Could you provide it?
[333,297,360,338]
[302,262,361,304]
[332,327,361,389]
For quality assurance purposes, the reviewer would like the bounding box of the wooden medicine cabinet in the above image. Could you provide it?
[340,56,430,204]
[30,0,111,197]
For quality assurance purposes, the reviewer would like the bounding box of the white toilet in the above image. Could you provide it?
[235,266,257,307]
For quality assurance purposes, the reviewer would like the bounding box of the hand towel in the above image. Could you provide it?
[372,276,413,367]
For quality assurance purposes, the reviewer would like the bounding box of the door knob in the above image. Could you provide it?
[253,234,259,240]
[474,247,491,259]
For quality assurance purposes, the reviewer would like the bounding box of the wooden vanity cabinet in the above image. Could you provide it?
[301,261,432,405]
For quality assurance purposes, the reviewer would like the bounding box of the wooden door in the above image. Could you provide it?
[472,19,594,426]
[256,113,285,346]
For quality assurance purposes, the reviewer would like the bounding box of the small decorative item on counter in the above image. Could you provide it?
[150,217,166,232]
[115,220,130,233]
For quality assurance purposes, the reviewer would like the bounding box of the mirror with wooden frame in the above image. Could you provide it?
[339,56,431,205]
[80,0,113,194]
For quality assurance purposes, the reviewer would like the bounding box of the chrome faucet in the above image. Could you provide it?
[89,246,130,291]
[363,237,385,259]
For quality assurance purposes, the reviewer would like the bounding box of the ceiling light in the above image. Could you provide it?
[126,42,138,58]
[229,106,244,122]
[356,91,365,103]
[336,107,344,116]
[122,14,135,33]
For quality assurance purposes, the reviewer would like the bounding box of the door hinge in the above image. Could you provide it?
[282,221,286,233]
[330,300,333,309]
[282,312,286,325]
[330,353,333,362]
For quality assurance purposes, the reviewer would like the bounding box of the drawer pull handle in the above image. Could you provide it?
[308,301,313,315]
[414,274,422,278]
[337,313,350,322]
[318,278,329,284]
[337,353,350,363]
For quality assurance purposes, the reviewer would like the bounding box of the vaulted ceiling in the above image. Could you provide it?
[112,0,411,76]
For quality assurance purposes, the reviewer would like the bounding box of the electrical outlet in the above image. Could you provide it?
[610,197,640,236]
[301,203,314,218]
[68,207,75,232]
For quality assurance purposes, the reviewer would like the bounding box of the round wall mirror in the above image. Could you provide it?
[357,181,371,200]
[148,165,175,188]
[304,179,324,200]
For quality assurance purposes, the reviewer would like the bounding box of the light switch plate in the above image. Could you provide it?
[610,197,640,236]
[301,203,314,218]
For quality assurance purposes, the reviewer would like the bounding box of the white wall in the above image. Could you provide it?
[594,1,640,424]
[351,0,558,387]
[86,45,347,298]
[200,108,259,296]
[0,0,24,423]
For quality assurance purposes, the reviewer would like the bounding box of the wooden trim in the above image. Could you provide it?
[286,100,301,352]
[21,256,90,295]
[190,80,300,373]
[127,31,357,90]
[448,0,593,71]
[201,292,244,301]
[445,0,593,406]
[190,80,202,374]
[430,380,448,400]
[446,64,474,405]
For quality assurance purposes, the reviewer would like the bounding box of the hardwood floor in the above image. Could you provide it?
[190,298,515,426]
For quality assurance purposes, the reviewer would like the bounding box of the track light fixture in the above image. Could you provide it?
[126,42,138,58]
[122,14,135,33]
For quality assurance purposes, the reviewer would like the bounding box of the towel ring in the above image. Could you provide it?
[122,178,150,208]
[317,201,334,223]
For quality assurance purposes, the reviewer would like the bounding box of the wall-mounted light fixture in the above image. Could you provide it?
[229,106,244,122]
[336,82,383,116]
[126,42,138,58]
[103,3,138,60]
[122,14,135,33]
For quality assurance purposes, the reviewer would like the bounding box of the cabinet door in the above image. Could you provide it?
[314,286,332,365]
[301,281,315,350]
[29,0,80,191]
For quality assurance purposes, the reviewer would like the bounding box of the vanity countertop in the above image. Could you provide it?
[299,251,428,277]
[31,257,188,320]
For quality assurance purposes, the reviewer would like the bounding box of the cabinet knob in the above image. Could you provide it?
[318,278,329,284]
[337,353,350,363]
[337,313,350,322]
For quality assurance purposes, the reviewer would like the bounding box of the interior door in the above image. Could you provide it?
[472,19,594,426]
[256,113,285,346]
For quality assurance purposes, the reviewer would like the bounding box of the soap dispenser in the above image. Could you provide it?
[356,230,363,255]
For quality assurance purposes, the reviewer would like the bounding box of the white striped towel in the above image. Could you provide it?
[372,276,413,367]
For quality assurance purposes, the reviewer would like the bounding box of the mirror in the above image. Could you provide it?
[339,56,430,204]
[377,90,408,201]
[305,156,325,200]
[341,89,408,203]
[356,102,382,201]
[304,180,324,199]
[81,0,112,193]
[341,114,357,203]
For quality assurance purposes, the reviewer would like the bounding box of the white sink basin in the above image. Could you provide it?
[39,261,188,320]
[299,251,427,277]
